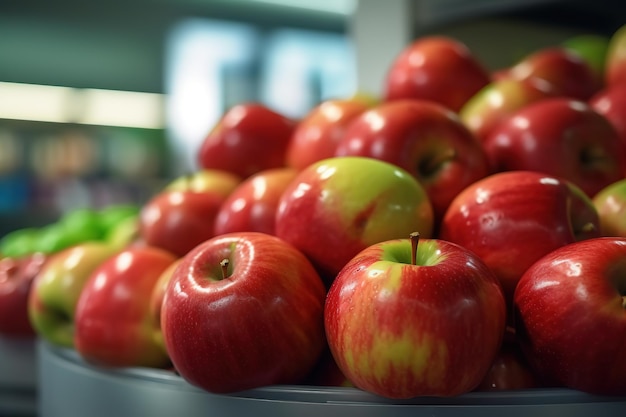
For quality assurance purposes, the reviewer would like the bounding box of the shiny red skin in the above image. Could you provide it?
[590,84,626,146]
[213,167,298,236]
[383,36,491,112]
[483,98,626,198]
[439,171,601,313]
[74,246,177,368]
[514,237,626,395]
[197,102,296,179]
[503,47,599,100]
[0,253,47,337]
[335,99,490,225]
[286,99,371,170]
[325,238,506,398]
[139,190,226,257]
[161,232,327,394]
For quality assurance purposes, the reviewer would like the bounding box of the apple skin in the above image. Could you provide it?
[286,97,373,170]
[483,97,626,198]
[274,156,434,284]
[592,178,626,237]
[513,237,626,395]
[605,24,626,88]
[590,84,626,146]
[165,169,242,198]
[213,167,299,236]
[439,170,601,313]
[28,241,121,348]
[459,77,557,144]
[148,259,181,357]
[383,36,491,112]
[562,34,610,90]
[500,47,598,100]
[324,236,506,398]
[0,253,48,337]
[161,232,327,394]
[197,102,296,179]
[334,99,490,226]
[74,246,178,368]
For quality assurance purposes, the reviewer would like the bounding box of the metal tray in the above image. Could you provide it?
[38,340,626,417]
[0,336,37,416]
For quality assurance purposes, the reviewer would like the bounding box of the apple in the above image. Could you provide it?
[0,253,48,338]
[590,84,626,146]
[562,34,610,90]
[148,258,181,357]
[605,23,626,87]
[439,170,601,313]
[28,241,121,347]
[325,233,506,398]
[285,97,374,170]
[139,170,241,257]
[274,156,434,284]
[499,46,598,100]
[383,36,491,112]
[514,236,626,395]
[592,178,626,237]
[161,232,327,394]
[459,77,558,144]
[483,97,626,198]
[213,167,299,236]
[74,245,177,368]
[197,102,296,179]
[334,99,490,226]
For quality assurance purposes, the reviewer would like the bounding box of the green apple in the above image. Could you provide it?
[606,24,626,87]
[592,178,626,237]
[562,34,610,89]
[274,156,434,284]
[98,204,140,234]
[28,241,120,347]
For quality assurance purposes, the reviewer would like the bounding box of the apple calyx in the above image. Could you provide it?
[410,232,420,266]
[418,148,456,180]
[220,258,230,280]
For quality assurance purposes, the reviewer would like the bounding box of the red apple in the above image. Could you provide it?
[197,102,296,179]
[592,178,626,237]
[459,77,558,144]
[74,245,178,368]
[483,97,626,198]
[285,97,373,170]
[0,253,47,338]
[439,170,601,314]
[334,99,490,226]
[514,236,626,395]
[213,167,299,236]
[605,23,626,87]
[161,232,327,394]
[383,36,491,112]
[500,47,598,100]
[325,233,506,398]
[274,156,434,284]
[590,84,626,146]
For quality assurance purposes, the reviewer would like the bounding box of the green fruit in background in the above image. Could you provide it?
[0,228,40,258]
[58,208,106,242]
[98,204,140,236]
[562,34,610,86]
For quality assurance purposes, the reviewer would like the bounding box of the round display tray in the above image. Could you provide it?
[0,335,37,416]
[39,340,626,417]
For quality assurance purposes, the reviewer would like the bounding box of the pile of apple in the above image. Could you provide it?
[4,23,626,402]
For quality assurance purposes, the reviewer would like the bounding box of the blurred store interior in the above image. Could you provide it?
[1,0,625,235]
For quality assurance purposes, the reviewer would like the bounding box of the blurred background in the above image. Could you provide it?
[1,0,625,235]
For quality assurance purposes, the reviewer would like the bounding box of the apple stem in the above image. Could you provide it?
[410,232,420,266]
[220,258,230,280]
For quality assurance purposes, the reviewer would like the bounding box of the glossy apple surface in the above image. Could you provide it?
[439,170,601,313]
[286,97,373,170]
[605,23,626,87]
[197,102,296,179]
[0,253,47,337]
[592,178,626,237]
[28,241,121,347]
[514,237,626,395]
[74,246,177,368]
[335,99,490,225]
[383,36,491,112]
[325,235,506,398]
[459,77,557,143]
[213,167,299,236]
[590,84,626,146]
[501,47,598,100]
[275,156,434,283]
[562,34,609,90]
[165,169,242,198]
[161,232,327,394]
[483,98,626,198]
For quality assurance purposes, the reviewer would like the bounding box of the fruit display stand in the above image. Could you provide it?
[0,336,37,416]
[38,340,626,417]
